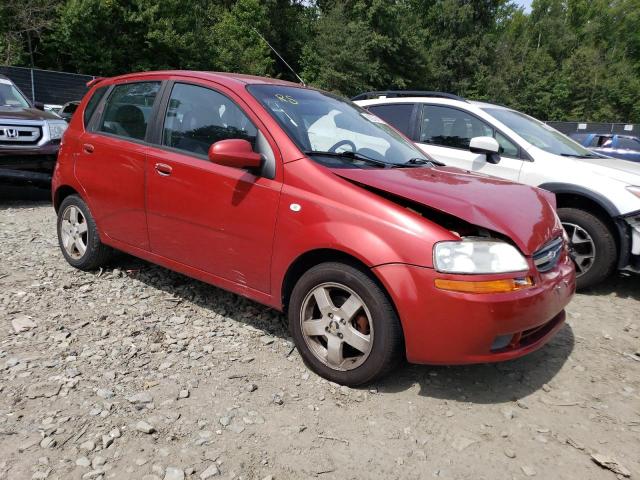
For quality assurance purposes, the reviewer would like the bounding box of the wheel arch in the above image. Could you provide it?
[280,248,397,316]
[538,183,619,218]
[53,185,81,213]
[539,182,626,267]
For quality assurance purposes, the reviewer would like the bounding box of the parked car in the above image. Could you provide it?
[354,91,640,289]
[53,71,575,385]
[0,74,69,187]
[58,101,81,122]
[570,133,640,163]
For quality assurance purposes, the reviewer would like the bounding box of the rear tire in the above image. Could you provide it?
[57,195,112,271]
[288,262,403,386]
[557,207,617,290]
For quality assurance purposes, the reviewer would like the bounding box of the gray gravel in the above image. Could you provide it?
[1,188,639,479]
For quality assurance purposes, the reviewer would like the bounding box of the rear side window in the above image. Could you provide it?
[83,86,108,128]
[162,83,257,156]
[97,82,161,140]
[420,105,492,149]
[592,135,612,147]
[367,104,414,137]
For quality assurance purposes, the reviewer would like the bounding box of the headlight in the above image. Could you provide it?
[47,121,68,140]
[434,238,529,274]
[626,186,640,199]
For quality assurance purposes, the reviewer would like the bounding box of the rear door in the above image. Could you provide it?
[76,80,162,250]
[145,81,282,293]
[414,104,525,181]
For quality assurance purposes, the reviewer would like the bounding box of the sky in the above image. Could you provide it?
[514,0,533,12]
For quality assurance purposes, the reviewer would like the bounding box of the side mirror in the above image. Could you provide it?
[469,136,501,164]
[208,139,262,170]
[34,101,45,111]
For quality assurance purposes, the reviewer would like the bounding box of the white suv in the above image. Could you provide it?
[354,91,640,289]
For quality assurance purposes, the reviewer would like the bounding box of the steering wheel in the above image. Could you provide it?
[328,140,357,153]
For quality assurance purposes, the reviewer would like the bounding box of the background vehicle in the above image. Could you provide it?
[52,71,574,385]
[57,101,81,122]
[354,91,640,289]
[0,74,68,187]
[570,133,640,163]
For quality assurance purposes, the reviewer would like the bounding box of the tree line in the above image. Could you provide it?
[1,0,639,122]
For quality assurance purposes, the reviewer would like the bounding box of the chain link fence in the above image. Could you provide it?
[0,66,95,106]
[547,121,639,136]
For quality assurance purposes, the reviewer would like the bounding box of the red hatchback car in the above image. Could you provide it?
[52,71,575,385]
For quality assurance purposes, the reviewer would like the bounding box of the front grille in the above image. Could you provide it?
[533,237,563,273]
[0,125,41,145]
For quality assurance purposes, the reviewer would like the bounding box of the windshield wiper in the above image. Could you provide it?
[303,150,392,168]
[401,157,444,167]
[559,153,599,159]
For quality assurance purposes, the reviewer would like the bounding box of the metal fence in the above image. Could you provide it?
[547,121,640,136]
[0,66,95,106]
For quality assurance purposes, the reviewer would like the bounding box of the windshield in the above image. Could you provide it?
[0,79,30,108]
[483,107,596,157]
[248,85,429,167]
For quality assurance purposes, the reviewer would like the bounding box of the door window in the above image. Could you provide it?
[97,82,161,140]
[162,83,258,157]
[617,137,640,150]
[84,87,108,127]
[366,104,414,137]
[420,105,492,149]
[592,135,613,147]
[495,132,519,158]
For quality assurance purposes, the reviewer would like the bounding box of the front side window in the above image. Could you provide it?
[495,132,519,158]
[248,85,429,167]
[0,78,30,108]
[420,105,493,149]
[483,107,597,158]
[617,137,640,150]
[162,83,257,157]
[367,104,414,137]
[98,81,160,140]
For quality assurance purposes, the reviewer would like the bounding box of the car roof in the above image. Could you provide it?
[104,70,301,88]
[355,95,509,111]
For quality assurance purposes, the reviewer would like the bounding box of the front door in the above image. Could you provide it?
[145,82,281,293]
[75,81,162,249]
[415,104,524,182]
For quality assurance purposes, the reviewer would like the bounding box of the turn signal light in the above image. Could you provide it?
[435,277,534,294]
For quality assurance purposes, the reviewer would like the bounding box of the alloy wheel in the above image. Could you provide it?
[60,205,88,259]
[562,222,596,277]
[299,282,373,371]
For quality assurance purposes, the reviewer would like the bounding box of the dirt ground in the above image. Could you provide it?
[1,187,639,480]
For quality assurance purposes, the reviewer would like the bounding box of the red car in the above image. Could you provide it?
[52,71,575,385]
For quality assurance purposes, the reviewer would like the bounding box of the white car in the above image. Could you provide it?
[354,91,640,289]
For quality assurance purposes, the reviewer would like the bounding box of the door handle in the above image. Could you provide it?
[154,163,172,176]
[82,143,94,154]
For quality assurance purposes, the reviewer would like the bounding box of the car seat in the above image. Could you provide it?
[114,104,146,140]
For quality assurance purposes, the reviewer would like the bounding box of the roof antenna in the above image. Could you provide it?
[251,27,306,86]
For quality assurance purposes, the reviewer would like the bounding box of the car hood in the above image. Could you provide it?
[332,166,561,255]
[569,156,640,183]
[0,106,60,121]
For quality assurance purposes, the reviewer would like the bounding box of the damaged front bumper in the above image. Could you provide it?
[617,211,640,272]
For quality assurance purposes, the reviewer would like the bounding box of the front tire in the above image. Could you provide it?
[557,207,617,289]
[57,195,112,270]
[288,262,403,386]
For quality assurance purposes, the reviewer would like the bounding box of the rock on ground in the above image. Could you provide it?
[0,189,639,479]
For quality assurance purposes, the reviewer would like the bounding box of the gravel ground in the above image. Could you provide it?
[1,187,639,480]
